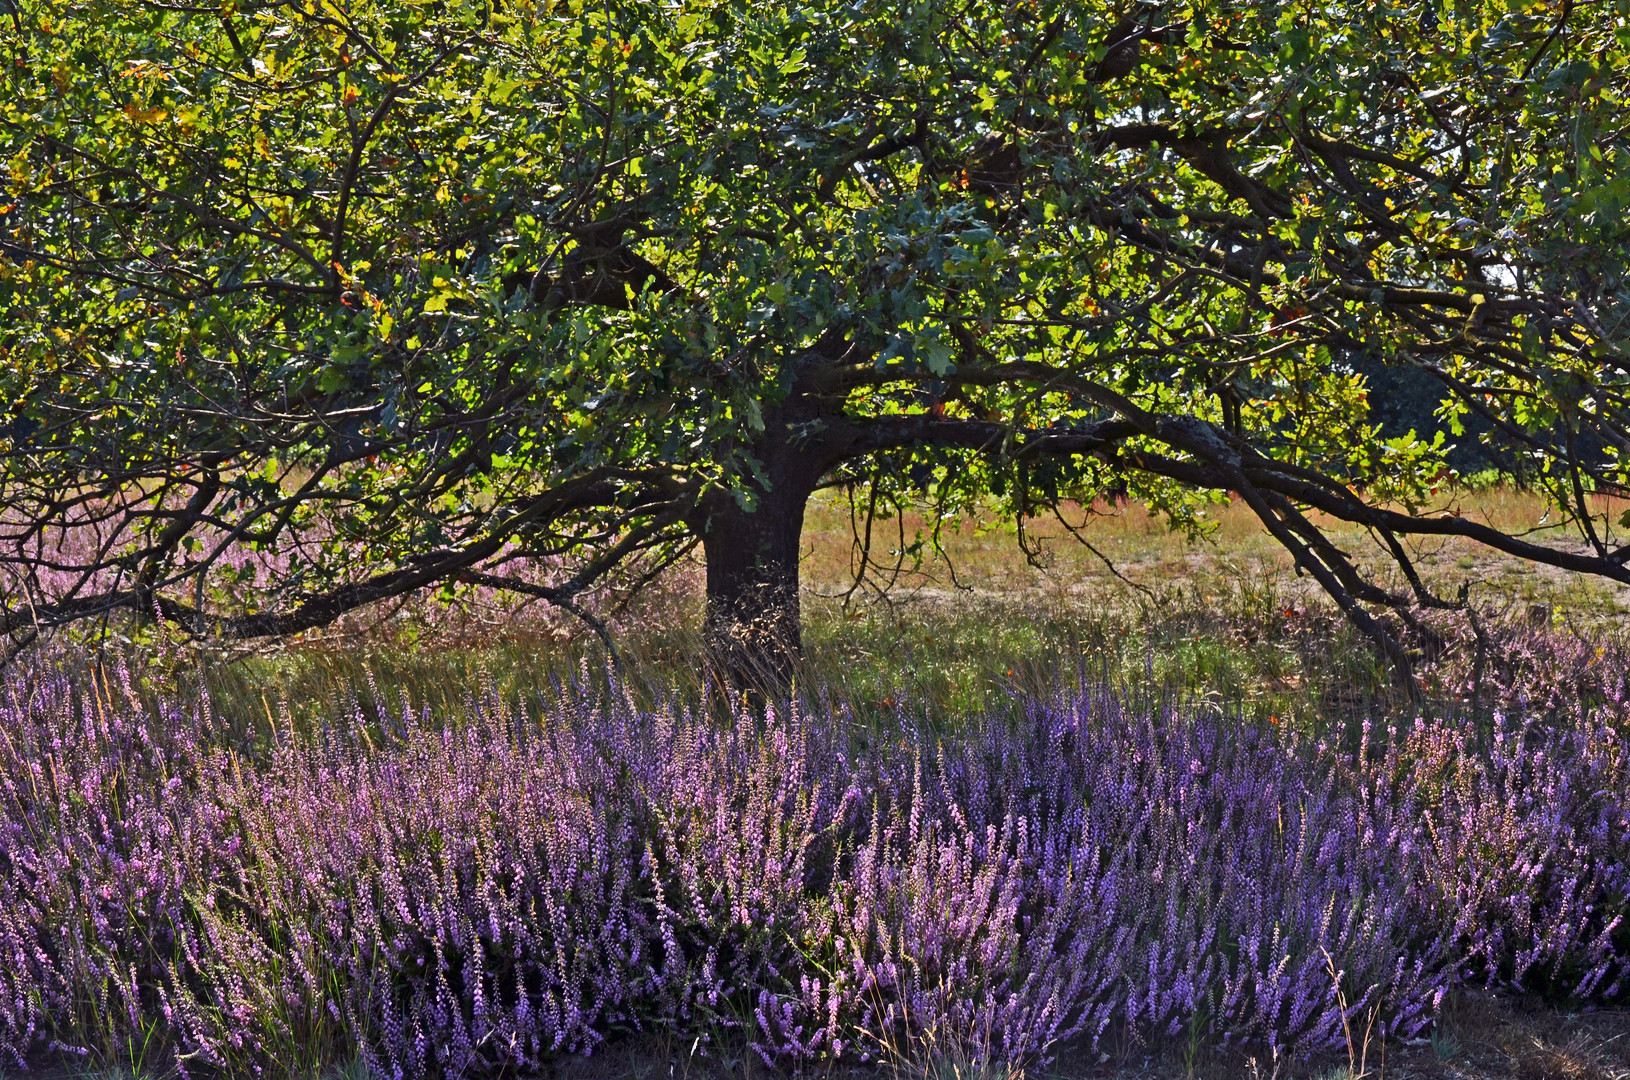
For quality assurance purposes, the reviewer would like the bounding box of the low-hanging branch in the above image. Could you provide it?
[2,0,1625,686]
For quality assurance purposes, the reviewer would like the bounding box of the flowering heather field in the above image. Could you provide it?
[1,651,1627,1080]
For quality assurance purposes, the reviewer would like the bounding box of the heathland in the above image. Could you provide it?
[2,490,1628,1080]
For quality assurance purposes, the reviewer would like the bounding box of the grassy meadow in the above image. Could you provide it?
[205,485,1630,733]
[3,488,1629,1080]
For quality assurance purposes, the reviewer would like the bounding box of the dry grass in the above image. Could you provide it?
[798,488,1630,621]
[1370,992,1630,1080]
[189,485,1630,738]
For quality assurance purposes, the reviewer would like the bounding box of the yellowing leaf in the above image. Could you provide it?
[122,59,169,80]
[8,151,32,189]
[123,103,169,124]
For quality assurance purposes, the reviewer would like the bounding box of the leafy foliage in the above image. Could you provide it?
[2,0,1628,670]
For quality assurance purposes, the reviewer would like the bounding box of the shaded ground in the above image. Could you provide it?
[543,992,1630,1080]
[8,993,1628,1080]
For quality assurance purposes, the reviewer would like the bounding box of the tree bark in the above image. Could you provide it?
[694,413,827,692]
[697,482,809,692]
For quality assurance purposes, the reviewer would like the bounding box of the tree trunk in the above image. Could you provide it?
[697,481,809,692]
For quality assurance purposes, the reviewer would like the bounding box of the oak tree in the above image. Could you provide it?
[3,0,1628,684]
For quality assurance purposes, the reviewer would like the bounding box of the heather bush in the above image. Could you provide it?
[1,661,1626,1078]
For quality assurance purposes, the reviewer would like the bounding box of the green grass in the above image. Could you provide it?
[107,486,1625,749]
[174,572,1389,747]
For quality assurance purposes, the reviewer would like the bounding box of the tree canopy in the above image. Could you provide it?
[3,0,1628,682]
